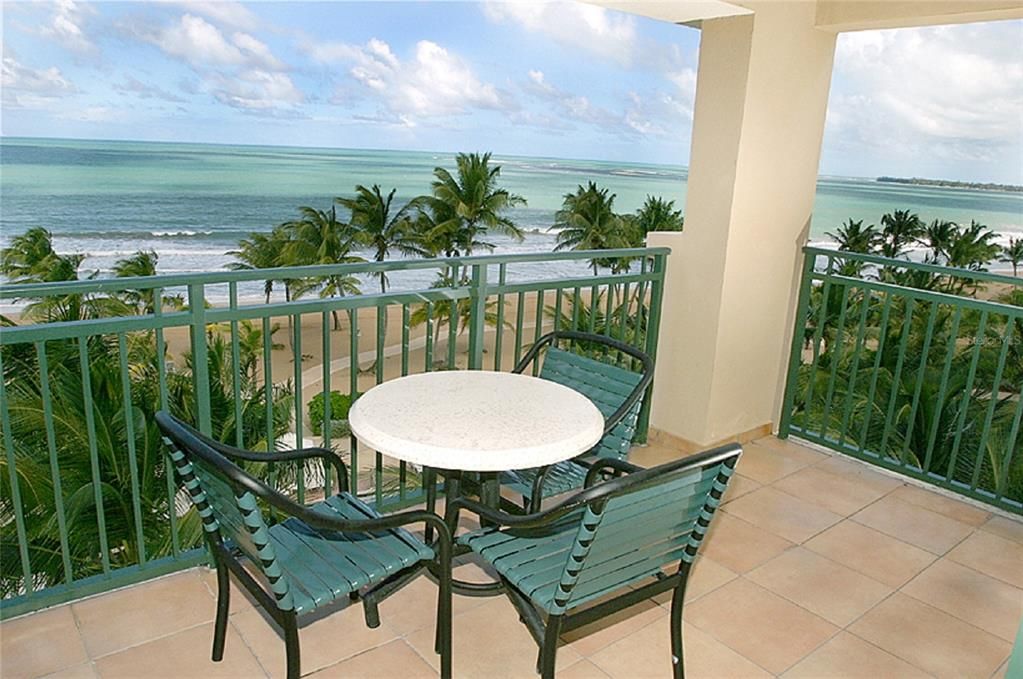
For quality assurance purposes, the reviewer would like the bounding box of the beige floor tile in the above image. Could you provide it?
[406,597,583,678]
[721,473,761,505]
[684,578,838,675]
[308,640,436,678]
[902,558,1023,642]
[947,529,1023,588]
[746,547,891,626]
[555,659,611,678]
[887,485,991,526]
[0,606,88,679]
[231,601,399,678]
[772,465,890,515]
[373,566,491,637]
[93,622,265,678]
[699,513,794,573]
[72,571,215,658]
[683,556,738,603]
[630,444,685,467]
[722,487,843,543]
[803,520,936,588]
[812,456,904,496]
[40,664,97,679]
[750,437,829,464]
[782,631,930,678]
[197,565,259,614]
[849,593,1010,679]
[560,594,667,657]
[732,441,816,484]
[980,514,1023,544]
[852,495,974,555]
[590,619,770,679]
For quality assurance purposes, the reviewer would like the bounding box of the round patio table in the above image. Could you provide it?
[348,370,605,594]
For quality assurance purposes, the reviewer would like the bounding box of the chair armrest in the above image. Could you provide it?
[583,457,643,487]
[200,437,348,494]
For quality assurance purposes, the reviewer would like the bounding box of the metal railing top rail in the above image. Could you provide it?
[804,246,1023,288]
[809,273,1023,317]
[0,247,671,299]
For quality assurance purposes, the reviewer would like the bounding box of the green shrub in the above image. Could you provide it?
[309,391,357,436]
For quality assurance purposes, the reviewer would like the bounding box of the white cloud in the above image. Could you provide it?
[132,13,301,114]
[171,1,260,31]
[309,38,514,119]
[39,0,97,56]
[115,75,186,103]
[208,69,303,110]
[150,14,284,71]
[523,69,621,130]
[1,52,77,107]
[828,23,1023,160]
[483,1,638,67]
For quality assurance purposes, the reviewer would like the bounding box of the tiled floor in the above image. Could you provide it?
[3,436,1021,678]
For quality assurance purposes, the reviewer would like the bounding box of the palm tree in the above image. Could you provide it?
[112,250,183,314]
[551,182,627,275]
[229,227,291,304]
[879,210,924,259]
[336,185,425,293]
[282,206,364,330]
[826,219,879,254]
[999,236,1023,277]
[826,218,880,275]
[430,152,526,266]
[0,226,87,287]
[0,227,123,321]
[946,221,1000,271]
[920,219,958,264]
[634,196,684,235]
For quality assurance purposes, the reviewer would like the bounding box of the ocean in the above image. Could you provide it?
[1,137,1021,304]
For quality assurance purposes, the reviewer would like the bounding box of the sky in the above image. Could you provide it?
[1,1,1021,183]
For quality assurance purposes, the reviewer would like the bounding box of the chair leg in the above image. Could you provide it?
[424,467,437,543]
[283,614,301,679]
[670,585,685,679]
[435,559,453,679]
[538,615,562,679]
[212,561,230,662]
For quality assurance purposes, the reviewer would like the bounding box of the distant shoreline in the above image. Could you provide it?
[877,176,1023,193]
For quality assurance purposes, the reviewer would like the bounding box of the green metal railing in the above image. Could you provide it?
[779,247,1022,514]
[0,247,667,618]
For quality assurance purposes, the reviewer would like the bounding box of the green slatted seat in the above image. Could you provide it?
[268,494,434,614]
[501,332,653,510]
[156,412,453,679]
[450,445,741,679]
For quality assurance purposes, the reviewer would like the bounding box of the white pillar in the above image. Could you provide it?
[648,3,837,446]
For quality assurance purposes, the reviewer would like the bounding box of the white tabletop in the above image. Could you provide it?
[348,371,605,472]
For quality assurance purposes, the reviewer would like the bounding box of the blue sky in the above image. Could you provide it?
[2,1,1021,183]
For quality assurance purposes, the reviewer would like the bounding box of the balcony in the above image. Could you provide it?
[1,247,1021,677]
[2,434,1020,678]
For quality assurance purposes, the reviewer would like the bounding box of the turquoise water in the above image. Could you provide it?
[1,137,1021,301]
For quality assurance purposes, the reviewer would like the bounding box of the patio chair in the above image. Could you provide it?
[449,443,741,679]
[502,330,654,511]
[155,411,453,679]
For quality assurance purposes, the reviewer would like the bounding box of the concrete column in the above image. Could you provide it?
[648,2,837,446]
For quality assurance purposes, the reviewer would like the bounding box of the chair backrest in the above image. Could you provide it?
[549,445,740,614]
[156,412,296,612]
[519,332,653,460]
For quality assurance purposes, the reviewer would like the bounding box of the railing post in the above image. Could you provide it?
[636,252,667,443]
[188,283,213,435]
[467,263,488,370]
[777,249,816,438]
